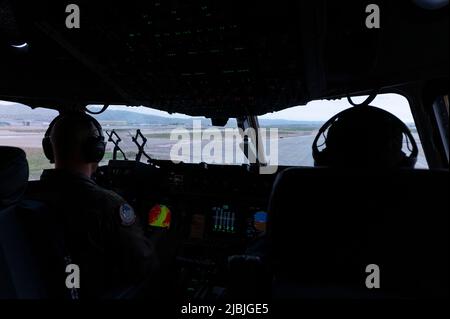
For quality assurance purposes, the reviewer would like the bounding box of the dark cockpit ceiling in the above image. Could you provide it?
[0,0,448,117]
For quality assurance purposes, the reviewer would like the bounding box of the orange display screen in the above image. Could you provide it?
[148,204,171,228]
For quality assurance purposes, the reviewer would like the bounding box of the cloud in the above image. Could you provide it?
[2,93,414,123]
[260,94,414,123]
[0,101,19,106]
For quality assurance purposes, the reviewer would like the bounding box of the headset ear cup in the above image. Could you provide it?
[92,141,106,163]
[85,116,106,163]
[313,148,329,167]
[313,147,327,167]
[42,115,60,164]
[42,136,55,163]
[83,137,106,163]
[400,154,417,169]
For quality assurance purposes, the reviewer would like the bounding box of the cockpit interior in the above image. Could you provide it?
[0,0,448,304]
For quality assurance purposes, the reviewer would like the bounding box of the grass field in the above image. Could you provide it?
[24,149,133,180]
[22,148,53,180]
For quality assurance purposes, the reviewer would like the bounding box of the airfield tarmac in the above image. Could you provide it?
[0,125,428,180]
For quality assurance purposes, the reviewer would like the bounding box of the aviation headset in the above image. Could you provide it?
[312,98,419,168]
[42,113,106,164]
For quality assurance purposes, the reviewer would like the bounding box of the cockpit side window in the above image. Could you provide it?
[0,102,57,180]
[259,93,428,168]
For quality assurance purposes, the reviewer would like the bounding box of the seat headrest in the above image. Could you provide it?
[0,147,29,208]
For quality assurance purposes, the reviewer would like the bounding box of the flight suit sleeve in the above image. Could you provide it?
[103,191,160,285]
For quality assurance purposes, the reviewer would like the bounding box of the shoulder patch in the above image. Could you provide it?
[119,203,136,226]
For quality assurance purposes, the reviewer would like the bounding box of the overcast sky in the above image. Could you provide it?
[0,93,414,123]
[260,93,414,122]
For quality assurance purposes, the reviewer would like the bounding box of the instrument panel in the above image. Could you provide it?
[96,160,274,241]
[95,160,276,259]
[95,160,276,297]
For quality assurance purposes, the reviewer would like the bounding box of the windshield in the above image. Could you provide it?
[87,107,247,167]
[0,93,427,180]
[0,103,250,179]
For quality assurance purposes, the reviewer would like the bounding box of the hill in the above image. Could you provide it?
[0,103,322,127]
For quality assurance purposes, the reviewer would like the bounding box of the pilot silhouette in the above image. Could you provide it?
[33,112,159,298]
[312,106,418,168]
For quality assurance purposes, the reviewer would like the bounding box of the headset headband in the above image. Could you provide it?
[44,112,104,140]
